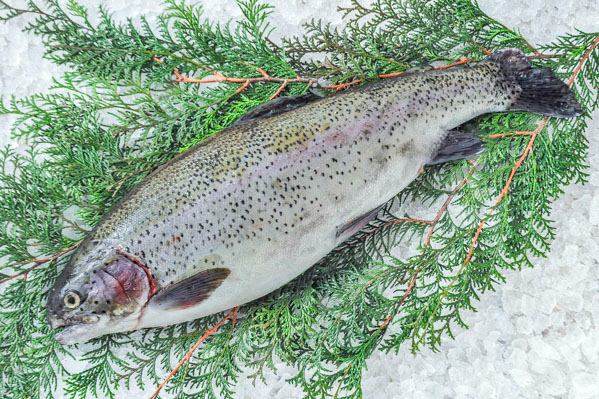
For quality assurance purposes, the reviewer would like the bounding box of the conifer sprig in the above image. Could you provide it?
[0,0,597,398]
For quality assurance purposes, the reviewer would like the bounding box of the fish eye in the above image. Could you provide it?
[63,291,81,309]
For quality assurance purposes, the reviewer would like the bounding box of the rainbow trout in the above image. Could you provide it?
[47,50,581,344]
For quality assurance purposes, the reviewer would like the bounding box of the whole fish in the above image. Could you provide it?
[47,49,581,344]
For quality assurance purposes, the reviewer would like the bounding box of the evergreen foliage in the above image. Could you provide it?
[0,0,597,397]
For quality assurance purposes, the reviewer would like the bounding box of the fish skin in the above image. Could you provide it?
[46,50,580,343]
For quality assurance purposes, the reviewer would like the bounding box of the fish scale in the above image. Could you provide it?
[46,50,582,344]
[108,63,508,287]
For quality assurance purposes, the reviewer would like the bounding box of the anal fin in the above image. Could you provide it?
[151,268,231,309]
[336,205,384,242]
[427,128,484,165]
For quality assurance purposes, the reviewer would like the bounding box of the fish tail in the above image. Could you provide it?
[487,49,582,117]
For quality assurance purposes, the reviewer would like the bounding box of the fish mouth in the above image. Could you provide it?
[50,315,102,345]
[51,314,139,345]
[55,324,100,345]
[48,315,68,330]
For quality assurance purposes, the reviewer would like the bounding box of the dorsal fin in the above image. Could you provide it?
[233,93,322,126]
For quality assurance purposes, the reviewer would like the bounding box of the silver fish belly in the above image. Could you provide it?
[46,49,581,343]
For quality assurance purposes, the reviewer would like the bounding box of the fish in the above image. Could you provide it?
[46,49,582,344]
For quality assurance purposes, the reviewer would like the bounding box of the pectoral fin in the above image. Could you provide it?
[427,128,484,165]
[151,268,231,309]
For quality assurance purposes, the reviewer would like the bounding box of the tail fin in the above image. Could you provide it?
[487,49,582,117]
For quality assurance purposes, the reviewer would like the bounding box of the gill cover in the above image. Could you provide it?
[47,246,155,344]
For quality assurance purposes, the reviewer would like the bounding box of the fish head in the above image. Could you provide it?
[46,241,153,344]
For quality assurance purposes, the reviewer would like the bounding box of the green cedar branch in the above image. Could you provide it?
[0,241,81,284]
[148,307,239,399]
[0,1,598,398]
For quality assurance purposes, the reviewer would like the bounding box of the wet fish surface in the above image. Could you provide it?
[47,49,582,344]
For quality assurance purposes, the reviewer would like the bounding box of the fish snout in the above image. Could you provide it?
[47,310,94,330]
[47,313,68,330]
